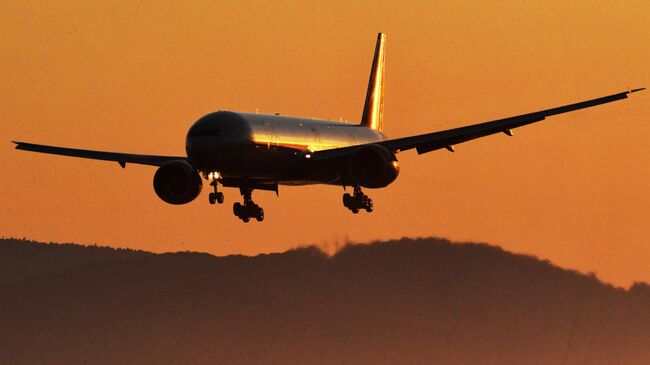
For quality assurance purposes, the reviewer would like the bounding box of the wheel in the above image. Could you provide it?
[233,202,242,216]
[351,208,359,214]
[209,192,216,205]
[365,201,373,212]
[216,192,224,204]
[255,207,264,222]
[343,193,352,207]
[242,216,250,223]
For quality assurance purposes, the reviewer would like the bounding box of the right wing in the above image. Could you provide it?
[312,88,644,160]
[12,141,184,168]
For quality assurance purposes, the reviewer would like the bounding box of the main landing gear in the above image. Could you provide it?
[208,179,224,205]
[233,186,264,223]
[205,173,264,222]
[343,186,373,214]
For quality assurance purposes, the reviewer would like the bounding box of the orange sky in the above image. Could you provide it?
[1,0,648,287]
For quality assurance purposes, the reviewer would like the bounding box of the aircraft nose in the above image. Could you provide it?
[185,111,249,170]
[185,132,212,168]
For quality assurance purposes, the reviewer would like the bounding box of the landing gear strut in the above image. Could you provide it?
[208,180,224,205]
[233,186,264,222]
[343,186,373,214]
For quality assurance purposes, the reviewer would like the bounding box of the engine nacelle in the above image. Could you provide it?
[347,144,400,188]
[153,160,202,204]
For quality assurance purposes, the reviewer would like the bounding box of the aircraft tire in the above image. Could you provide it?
[343,193,352,207]
[365,201,373,212]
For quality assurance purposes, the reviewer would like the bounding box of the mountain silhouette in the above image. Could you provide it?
[1,237,649,364]
[0,238,150,284]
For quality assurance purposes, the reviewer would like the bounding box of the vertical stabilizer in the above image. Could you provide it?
[360,33,385,131]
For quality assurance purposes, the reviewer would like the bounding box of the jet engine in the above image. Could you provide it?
[153,160,203,204]
[347,144,399,188]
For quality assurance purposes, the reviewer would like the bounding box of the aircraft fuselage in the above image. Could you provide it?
[185,111,386,186]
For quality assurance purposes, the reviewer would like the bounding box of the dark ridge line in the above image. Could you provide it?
[2,237,649,292]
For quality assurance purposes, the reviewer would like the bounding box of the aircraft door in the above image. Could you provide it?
[310,126,321,150]
[262,122,277,149]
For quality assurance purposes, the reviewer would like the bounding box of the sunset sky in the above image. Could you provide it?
[1,0,648,287]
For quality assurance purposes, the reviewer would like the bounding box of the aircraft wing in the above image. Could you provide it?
[312,88,644,160]
[12,141,184,168]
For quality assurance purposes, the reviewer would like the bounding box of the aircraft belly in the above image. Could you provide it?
[220,143,342,185]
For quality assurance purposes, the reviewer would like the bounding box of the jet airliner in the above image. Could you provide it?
[13,33,644,222]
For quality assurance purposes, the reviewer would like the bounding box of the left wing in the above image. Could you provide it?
[312,88,644,160]
[12,141,184,168]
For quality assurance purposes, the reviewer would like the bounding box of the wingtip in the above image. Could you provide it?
[628,87,645,94]
[12,141,29,150]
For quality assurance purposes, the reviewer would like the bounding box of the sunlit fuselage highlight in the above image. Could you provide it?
[185,111,386,185]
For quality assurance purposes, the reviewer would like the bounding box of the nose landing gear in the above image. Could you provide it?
[343,186,373,213]
[208,179,224,205]
[233,186,264,222]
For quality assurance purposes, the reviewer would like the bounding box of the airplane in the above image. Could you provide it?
[13,33,644,223]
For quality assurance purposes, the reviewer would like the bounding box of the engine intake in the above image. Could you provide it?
[348,144,399,188]
[153,160,202,204]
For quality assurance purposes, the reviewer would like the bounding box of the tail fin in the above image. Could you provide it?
[360,33,386,131]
